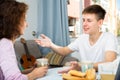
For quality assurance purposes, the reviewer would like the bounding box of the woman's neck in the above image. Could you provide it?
[11,37,16,43]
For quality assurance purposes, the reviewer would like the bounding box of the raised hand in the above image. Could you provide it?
[35,34,53,48]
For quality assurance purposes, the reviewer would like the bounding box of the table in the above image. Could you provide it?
[36,67,67,80]
[36,67,101,80]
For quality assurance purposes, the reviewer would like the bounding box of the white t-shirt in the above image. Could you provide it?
[68,32,118,63]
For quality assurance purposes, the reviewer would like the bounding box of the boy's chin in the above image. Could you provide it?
[83,32,89,34]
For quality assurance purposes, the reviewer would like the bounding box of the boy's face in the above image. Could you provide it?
[82,13,103,35]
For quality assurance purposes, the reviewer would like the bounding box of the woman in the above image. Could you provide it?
[0,0,48,80]
[35,5,118,73]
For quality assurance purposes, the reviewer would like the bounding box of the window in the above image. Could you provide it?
[67,0,82,38]
[67,0,118,38]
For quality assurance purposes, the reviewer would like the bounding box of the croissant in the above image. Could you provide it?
[62,73,86,80]
[68,70,86,77]
[86,68,96,80]
[62,69,96,80]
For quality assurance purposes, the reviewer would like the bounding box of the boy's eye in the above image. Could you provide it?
[82,19,85,22]
[88,20,92,22]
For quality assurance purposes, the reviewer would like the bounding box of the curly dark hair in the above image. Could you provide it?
[0,0,28,40]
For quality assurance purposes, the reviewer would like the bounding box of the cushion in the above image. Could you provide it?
[61,56,79,65]
[14,39,42,70]
[45,52,65,66]
[14,40,42,59]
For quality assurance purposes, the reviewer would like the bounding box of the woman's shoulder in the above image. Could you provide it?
[0,38,12,46]
[0,38,11,42]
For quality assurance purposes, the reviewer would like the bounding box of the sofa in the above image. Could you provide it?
[14,39,78,69]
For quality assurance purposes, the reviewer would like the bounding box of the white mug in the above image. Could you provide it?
[36,58,48,67]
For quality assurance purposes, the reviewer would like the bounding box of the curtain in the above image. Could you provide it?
[37,0,70,55]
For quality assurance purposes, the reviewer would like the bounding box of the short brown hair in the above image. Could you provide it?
[0,0,28,40]
[82,5,106,20]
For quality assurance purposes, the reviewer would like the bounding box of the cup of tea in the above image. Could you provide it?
[80,61,93,73]
[36,58,48,67]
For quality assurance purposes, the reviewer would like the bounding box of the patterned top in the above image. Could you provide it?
[0,38,28,80]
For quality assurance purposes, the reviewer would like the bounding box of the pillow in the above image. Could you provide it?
[14,40,42,59]
[45,52,65,66]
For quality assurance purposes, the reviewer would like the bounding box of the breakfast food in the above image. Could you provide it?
[86,68,96,80]
[62,69,96,80]
[62,73,86,80]
[68,70,86,77]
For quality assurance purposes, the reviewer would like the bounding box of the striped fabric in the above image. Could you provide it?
[45,52,65,65]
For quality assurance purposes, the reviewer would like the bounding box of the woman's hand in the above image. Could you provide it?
[35,34,52,48]
[33,66,48,78]
[27,66,48,80]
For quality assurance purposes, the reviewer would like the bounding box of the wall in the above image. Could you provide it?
[16,0,81,61]
[17,0,38,40]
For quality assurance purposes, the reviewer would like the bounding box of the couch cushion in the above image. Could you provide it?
[45,52,65,66]
[61,56,79,65]
[14,40,42,60]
